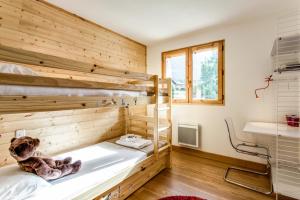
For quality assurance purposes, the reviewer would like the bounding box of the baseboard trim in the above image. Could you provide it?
[278,194,298,200]
[172,145,267,172]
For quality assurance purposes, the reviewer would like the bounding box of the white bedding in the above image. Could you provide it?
[0,63,38,76]
[0,62,146,97]
[0,85,146,97]
[1,142,146,200]
[0,165,50,200]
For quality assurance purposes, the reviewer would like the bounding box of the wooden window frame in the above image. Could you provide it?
[162,48,189,103]
[162,40,224,105]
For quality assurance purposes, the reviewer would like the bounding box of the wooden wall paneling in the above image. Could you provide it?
[0,107,117,122]
[128,105,148,137]
[0,107,126,167]
[0,0,146,72]
[15,13,143,66]
[0,108,123,133]
[0,0,147,168]
[33,0,145,53]
[2,1,142,58]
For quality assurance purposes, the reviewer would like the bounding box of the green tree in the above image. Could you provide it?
[193,52,218,100]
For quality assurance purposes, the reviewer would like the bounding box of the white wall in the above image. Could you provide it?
[147,17,278,163]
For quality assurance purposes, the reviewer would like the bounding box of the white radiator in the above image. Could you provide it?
[178,123,199,148]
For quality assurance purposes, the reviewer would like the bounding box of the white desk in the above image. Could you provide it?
[243,122,300,138]
[243,122,300,199]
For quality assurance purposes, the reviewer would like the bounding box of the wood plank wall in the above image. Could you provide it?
[0,107,125,166]
[0,0,147,167]
[0,0,146,72]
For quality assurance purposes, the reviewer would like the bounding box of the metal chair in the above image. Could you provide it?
[224,118,273,195]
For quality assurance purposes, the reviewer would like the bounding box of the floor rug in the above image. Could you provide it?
[159,196,206,200]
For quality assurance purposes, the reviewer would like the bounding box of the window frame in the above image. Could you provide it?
[162,40,224,105]
[162,48,189,103]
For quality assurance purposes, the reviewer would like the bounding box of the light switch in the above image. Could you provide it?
[15,129,26,138]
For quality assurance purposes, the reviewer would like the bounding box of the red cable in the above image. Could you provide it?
[255,75,273,98]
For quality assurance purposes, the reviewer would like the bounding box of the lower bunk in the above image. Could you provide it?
[0,140,171,200]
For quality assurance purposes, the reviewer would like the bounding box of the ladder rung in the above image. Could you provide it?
[158,106,170,111]
[158,126,171,132]
[145,125,171,132]
[159,79,168,84]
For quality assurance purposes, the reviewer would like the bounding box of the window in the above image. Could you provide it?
[162,49,189,102]
[162,40,224,105]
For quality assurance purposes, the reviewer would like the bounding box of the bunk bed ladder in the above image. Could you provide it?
[125,76,172,163]
[154,77,172,161]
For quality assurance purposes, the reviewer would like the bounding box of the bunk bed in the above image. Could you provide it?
[0,44,172,200]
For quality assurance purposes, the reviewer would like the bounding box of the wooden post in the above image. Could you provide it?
[166,78,172,168]
[153,75,159,159]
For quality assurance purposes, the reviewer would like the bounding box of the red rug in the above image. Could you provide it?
[159,196,206,200]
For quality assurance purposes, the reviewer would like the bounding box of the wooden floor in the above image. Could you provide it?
[127,150,275,200]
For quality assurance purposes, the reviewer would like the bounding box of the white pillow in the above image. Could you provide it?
[0,165,51,200]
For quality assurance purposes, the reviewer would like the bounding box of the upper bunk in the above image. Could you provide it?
[0,44,170,114]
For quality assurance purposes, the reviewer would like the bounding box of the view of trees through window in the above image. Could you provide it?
[162,40,224,104]
[192,48,218,100]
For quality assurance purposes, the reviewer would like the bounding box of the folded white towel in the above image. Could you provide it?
[120,134,141,142]
[116,134,152,149]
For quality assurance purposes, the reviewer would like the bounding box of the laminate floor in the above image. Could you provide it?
[127,150,275,200]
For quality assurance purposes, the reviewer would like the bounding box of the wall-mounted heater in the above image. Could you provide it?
[178,123,199,148]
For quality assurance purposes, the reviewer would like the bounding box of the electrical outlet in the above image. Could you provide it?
[15,129,26,138]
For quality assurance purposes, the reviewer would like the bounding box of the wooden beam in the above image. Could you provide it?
[0,44,152,80]
[127,80,154,85]
[0,73,153,92]
[129,115,170,125]
[0,96,155,114]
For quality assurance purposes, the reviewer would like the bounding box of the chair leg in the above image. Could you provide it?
[224,166,273,195]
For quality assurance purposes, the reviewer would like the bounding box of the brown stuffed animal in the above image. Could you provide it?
[9,136,81,181]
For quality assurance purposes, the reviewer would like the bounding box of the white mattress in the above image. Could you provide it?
[25,142,147,200]
[0,62,146,97]
[0,85,146,97]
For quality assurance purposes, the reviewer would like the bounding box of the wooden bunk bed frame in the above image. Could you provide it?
[0,45,172,200]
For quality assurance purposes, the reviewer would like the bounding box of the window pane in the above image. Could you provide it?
[192,47,218,100]
[165,54,186,100]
